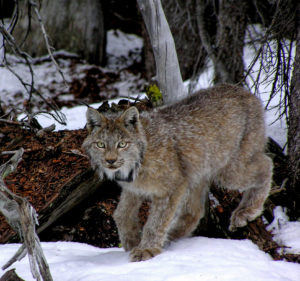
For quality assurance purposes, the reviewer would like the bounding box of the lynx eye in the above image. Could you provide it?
[118,141,127,148]
[97,141,106,149]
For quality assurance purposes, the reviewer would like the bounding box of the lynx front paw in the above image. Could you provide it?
[129,247,162,262]
[229,207,259,232]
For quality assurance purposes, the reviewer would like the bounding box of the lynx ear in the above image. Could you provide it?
[86,108,106,133]
[120,107,140,129]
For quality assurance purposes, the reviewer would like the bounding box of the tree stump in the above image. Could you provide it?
[0,269,25,281]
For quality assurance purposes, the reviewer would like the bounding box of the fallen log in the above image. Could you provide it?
[37,168,102,234]
[2,168,106,242]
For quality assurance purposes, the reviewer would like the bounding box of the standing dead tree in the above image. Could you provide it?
[196,0,248,85]
[0,149,53,281]
[137,0,187,104]
[288,2,300,219]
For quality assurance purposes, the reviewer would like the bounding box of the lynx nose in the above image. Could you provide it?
[106,159,116,165]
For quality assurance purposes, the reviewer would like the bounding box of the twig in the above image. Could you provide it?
[63,149,89,159]
[0,22,35,98]
[0,3,67,126]
[270,178,288,195]
[2,244,27,270]
[0,118,28,127]
[196,0,230,83]
[29,0,67,86]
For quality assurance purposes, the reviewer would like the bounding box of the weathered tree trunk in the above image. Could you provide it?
[214,0,247,84]
[0,28,3,64]
[137,0,187,104]
[161,0,206,81]
[196,0,248,84]
[287,3,300,220]
[13,0,105,65]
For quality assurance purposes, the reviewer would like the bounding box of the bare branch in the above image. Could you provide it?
[196,0,229,83]
[245,0,296,126]
[0,1,67,127]
[29,0,67,85]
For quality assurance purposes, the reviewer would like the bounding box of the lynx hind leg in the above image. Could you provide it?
[167,181,208,241]
[227,153,273,231]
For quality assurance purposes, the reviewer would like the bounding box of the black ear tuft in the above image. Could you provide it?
[86,108,106,133]
[120,107,140,129]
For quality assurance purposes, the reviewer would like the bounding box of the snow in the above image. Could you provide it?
[267,207,300,255]
[1,237,300,281]
[19,94,147,131]
[0,30,145,113]
[0,54,71,108]
[243,31,291,149]
[106,29,143,71]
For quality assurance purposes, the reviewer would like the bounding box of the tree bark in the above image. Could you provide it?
[37,169,102,234]
[13,0,105,65]
[196,0,248,84]
[0,30,3,64]
[161,0,206,81]
[287,3,300,220]
[137,0,187,104]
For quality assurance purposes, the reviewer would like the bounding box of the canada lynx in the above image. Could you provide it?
[82,84,272,262]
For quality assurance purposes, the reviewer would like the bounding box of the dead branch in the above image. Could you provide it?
[245,0,296,126]
[29,0,67,85]
[0,1,67,127]
[195,0,229,83]
[0,148,53,281]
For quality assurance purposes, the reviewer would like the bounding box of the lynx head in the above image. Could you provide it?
[82,107,146,182]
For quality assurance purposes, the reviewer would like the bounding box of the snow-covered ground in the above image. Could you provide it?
[0,204,299,281]
[1,236,300,281]
[267,207,300,255]
[0,29,145,113]
[1,28,299,280]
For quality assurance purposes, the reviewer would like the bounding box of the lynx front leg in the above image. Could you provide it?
[113,191,144,251]
[130,187,185,262]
